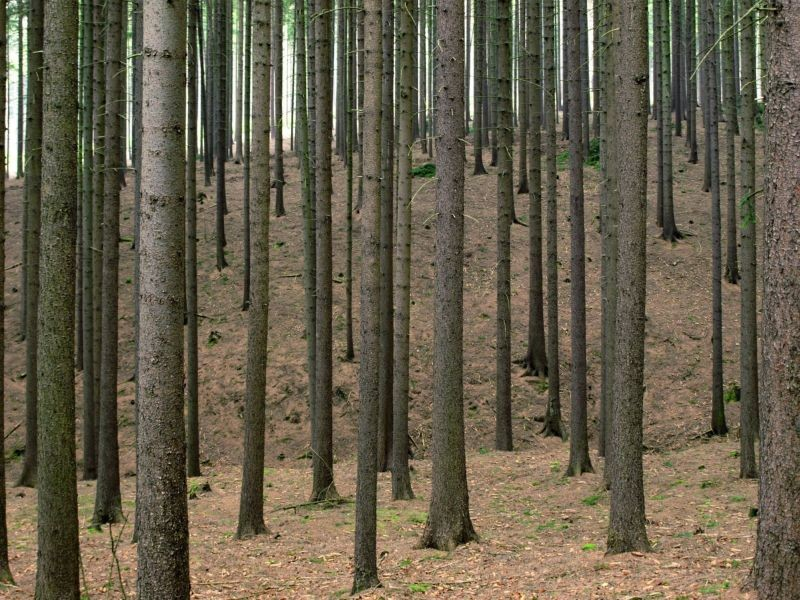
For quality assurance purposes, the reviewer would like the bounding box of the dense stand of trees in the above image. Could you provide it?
[0,0,796,597]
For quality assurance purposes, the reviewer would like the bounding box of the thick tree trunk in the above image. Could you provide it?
[237,0,271,539]
[136,1,190,595]
[35,0,81,592]
[606,0,651,554]
[352,0,382,587]
[418,0,478,550]
[754,1,800,594]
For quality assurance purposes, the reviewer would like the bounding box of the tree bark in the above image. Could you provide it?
[136,0,191,596]
[566,0,592,477]
[606,0,651,554]
[274,0,285,216]
[392,0,415,501]
[737,0,757,480]
[472,0,488,174]
[311,0,339,501]
[418,0,478,550]
[35,0,81,592]
[722,0,739,283]
[215,0,229,270]
[93,0,125,525]
[754,5,800,596]
[352,0,382,587]
[237,0,271,539]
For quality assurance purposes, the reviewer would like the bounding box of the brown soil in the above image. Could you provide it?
[1,118,760,598]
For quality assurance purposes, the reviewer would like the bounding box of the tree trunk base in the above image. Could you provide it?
[540,418,565,439]
[235,520,269,540]
[606,529,651,554]
[351,571,381,594]
[310,481,340,503]
[417,515,478,552]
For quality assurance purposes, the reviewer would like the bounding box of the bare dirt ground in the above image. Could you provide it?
[1,118,761,598]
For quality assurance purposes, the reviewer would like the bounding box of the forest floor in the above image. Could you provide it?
[1,118,762,598]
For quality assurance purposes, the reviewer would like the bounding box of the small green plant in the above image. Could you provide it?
[535,380,549,393]
[729,450,740,458]
[556,149,570,170]
[724,383,741,403]
[700,479,719,489]
[398,558,412,568]
[585,137,601,168]
[550,461,561,473]
[730,495,746,503]
[581,543,598,551]
[478,446,490,455]
[412,163,436,178]
[409,582,432,593]
[582,493,602,507]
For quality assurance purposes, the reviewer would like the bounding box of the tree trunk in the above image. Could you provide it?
[472,0,488,174]
[274,0,285,216]
[737,0,757,480]
[517,0,529,194]
[235,0,244,162]
[311,0,339,501]
[376,0,395,473]
[15,1,23,179]
[16,0,43,489]
[661,0,682,241]
[186,0,202,478]
[35,0,81,592]
[606,0,651,554]
[418,0,478,550]
[81,0,97,481]
[754,5,800,596]
[704,0,727,436]
[215,0,229,270]
[136,1,190,595]
[237,0,271,539]
[685,0,698,162]
[352,0,382,587]
[494,0,513,451]
[0,0,12,576]
[524,0,547,377]
[541,0,564,439]
[93,0,125,526]
[392,0,414,501]
[566,0,592,477]
[672,0,683,136]
[722,0,739,282]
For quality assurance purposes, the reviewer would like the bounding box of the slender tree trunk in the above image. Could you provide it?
[722,0,739,282]
[0,0,13,583]
[418,0,478,550]
[494,0,513,451]
[94,0,125,526]
[606,0,651,554]
[737,0,757,480]
[344,0,355,361]
[672,0,683,135]
[15,1,23,180]
[200,2,213,186]
[686,0,698,162]
[274,0,285,216]
[237,0,271,539]
[35,0,80,591]
[186,0,202,478]
[242,0,253,309]
[579,0,589,155]
[419,0,427,153]
[17,0,43,489]
[81,0,97,481]
[754,5,800,595]
[704,0,727,436]
[655,0,664,226]
[235,0,244,162]
[524,0,547,377]
[565,0,592,477]
[517,0,529,194]
[352,0,382,587]
[376,0,395,472]
[136,1,190,595]
[541,0,564,439]
[661,0,682,241]
[392,0,414,501]
[215,0,229,270]
[472,0,487,174]
[311,0,339,501]
[90,0,105,476]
